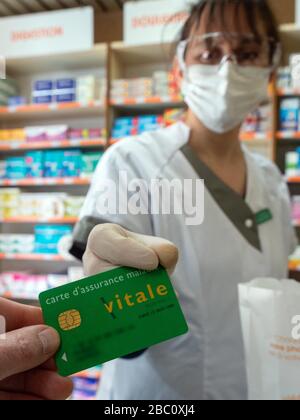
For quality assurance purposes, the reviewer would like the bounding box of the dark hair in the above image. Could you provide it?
[180,0,280,43]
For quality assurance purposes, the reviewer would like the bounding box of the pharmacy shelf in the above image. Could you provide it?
[111,96,184,111]
[286,177,300,184]
[277,131,300,140]
[289,260,300,271]
[73,370,102,380]
[0,253,72,262]
[277,88,300,96]
[280,25,300,66]
[0,139,106,152]
[0,177,91,187]
[6,44,107,76]
[0,101,105,122]
[110,95,183,105]
[275,28,300,209]
[240,132,272,142]
[111,41,176,65]
[0,217,78,224]
[240,131,272,141]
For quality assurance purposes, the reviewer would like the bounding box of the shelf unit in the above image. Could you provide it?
[108,40,184,141]
[0,177,91,187]
[286,178,300,184]
[6,45,108,75]
[0,44,108,285]
[0,138,106,151]
[289,260,300,271]
[273,25,300,278]
[0,217,78,224]
[274,26,300,175]
[0,253,74,262]
[277,131,300,139]
[0,101,105,122]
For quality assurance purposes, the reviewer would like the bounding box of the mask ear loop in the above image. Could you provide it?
[272,43,282,70]
[176,40,188,72]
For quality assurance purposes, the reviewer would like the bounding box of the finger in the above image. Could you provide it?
[0,298,43,332]
[83,248,118,277]
[87,224,159,271]
[87,223,179,273]
[40,358,57,371]
[0,326,60,381]
[0,391,43,401]
[1,369,73,401]
[128,232,179,273]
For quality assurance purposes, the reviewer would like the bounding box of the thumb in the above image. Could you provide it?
[0,326,60,381]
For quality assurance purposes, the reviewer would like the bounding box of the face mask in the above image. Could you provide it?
[181,62,270,134]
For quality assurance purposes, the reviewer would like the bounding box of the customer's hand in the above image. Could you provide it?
[0,298,73,400]
[83,223,179,276]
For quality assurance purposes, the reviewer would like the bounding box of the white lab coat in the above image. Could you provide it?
[79,121,297,400]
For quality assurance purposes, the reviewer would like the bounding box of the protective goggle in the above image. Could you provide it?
[177,32,281,70]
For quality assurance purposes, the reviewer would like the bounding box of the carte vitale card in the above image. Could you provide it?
[39,266,189,376]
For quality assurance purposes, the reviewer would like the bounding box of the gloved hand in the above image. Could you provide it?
[83,224,179,277]
[0,298,73,400]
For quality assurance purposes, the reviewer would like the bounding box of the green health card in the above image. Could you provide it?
[39,266,189,376]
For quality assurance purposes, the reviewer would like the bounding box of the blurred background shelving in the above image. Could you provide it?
[272,25,300,279]
[0,34,285,304]
[0,42,108,317]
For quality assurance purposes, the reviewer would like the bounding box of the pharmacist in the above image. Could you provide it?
[0,298,73,400]
[70,0,297,400]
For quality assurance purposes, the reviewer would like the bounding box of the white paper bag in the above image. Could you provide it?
[239,278,300,400]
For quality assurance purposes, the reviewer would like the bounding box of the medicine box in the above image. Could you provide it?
[280,98,300,131]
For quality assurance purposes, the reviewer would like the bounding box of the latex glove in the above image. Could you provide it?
[0,298,73,400]
[83,224,179,277]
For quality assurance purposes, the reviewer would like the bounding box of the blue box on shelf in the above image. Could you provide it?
[34,224,73,255]
[25,151,44,178]
[5,157,26,179]
[55,93,76,103]
[34,80,54,91]
[56,79,76,89]
[32,95,53,104]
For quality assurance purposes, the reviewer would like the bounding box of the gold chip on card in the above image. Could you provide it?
[58,310,82,331]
